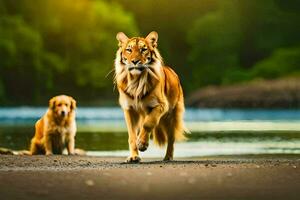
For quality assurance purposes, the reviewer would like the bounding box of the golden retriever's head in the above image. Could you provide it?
[49,95,76,118]
[116,31,160,76]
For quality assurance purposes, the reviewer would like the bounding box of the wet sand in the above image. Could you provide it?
[0,155,300,200]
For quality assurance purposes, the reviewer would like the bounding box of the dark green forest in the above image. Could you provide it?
[0,0,299,106]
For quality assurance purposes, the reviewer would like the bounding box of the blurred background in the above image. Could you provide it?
[0,0,300,157]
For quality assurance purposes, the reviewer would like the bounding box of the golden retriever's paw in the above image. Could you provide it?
[74,148,86,156]
[45,152,53,156]
[137,140,149,152]
[163,156,173,162]
[126,156,141,163]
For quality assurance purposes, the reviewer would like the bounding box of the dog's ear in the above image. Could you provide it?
[49,97,56,110]
[70,97,77,110]
[116,32,128,48]
[146,31,158,48]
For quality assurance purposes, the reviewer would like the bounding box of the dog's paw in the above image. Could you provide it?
[126,156,141,163]
[137,140,149,152]
[45,152,53,156]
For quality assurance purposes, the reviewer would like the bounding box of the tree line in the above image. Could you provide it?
[0,0,299,105]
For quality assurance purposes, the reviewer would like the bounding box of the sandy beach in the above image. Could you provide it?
[0,155,299,200]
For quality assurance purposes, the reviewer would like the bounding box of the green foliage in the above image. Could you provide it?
[0,0,138,105]
[187,1,241,88]
[0,16,41,67]
[251,48,300,79]
[187,0,300,91]
[0,16,50,104]
[0,0,299,105]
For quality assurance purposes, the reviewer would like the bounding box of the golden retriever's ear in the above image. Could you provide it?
[146,31,158,48]
[70,97,77,110]
[49,97,56,110]
[116,32,128,48]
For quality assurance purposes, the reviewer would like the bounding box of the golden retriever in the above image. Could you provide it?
[30,95,77,155]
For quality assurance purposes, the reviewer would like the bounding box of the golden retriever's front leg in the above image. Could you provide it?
[124,109,141,163]
[44,134,53,155]
[137,104,167,152]
[30,138,41,155]
[66,136,75,155]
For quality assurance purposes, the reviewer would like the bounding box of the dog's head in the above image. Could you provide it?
[49,95,76,118]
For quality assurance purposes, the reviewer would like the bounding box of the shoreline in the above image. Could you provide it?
[1,154,300,170]
[187,78,300,108]
[0,155,299,200]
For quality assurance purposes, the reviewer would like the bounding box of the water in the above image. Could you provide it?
[2,107,300,124]
[0,107,300,157]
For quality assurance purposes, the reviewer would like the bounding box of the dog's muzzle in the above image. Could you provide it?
[60,111,66,117]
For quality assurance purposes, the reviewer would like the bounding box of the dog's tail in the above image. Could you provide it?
[0,147,86,156]
[0,147,31,155]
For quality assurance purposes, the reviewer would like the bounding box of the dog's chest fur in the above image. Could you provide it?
[45,117,76,138]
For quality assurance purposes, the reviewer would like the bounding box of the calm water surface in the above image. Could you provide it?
[0,107,300,157]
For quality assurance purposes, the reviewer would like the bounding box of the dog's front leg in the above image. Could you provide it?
[137,103,167,152]
[44,134,53,155]
[124,109,141,163]
[66,136,75,155]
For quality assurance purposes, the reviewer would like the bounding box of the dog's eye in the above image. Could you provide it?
[58,103,62,107]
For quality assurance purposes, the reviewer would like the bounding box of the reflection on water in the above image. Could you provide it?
[0,107,300,157]
[1,126,300,157]
[0,126,128,151]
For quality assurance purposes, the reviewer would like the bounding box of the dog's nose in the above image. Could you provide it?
[61,111,66,116]
[132,60,139,65]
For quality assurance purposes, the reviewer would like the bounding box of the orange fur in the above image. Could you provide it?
[115,31,187,162]
[30,95,77,155]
